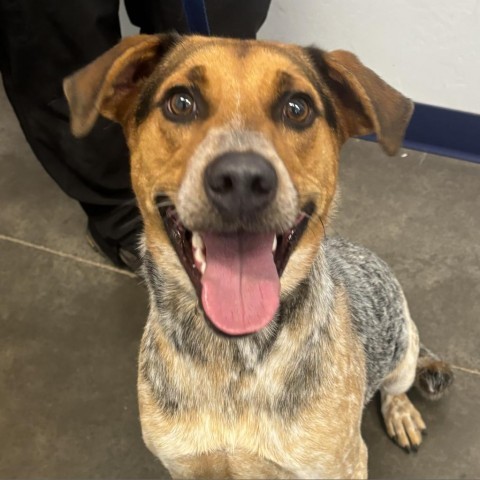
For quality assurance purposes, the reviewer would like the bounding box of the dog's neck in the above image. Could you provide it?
[141,241,336,370]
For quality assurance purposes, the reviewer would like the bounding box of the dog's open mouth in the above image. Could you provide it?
[159,199,314,335]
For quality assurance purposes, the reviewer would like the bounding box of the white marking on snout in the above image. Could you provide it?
[176,125,298,232]
[230,87,244,129]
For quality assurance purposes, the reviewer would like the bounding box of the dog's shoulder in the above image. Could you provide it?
[323,236,410,400]
[324,235,399,291]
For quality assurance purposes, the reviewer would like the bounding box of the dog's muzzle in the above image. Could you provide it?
[158,151,313,337]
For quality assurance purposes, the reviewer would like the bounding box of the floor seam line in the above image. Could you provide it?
[1,237,479,375]
[0,233,137,278]
[451,365,480,376]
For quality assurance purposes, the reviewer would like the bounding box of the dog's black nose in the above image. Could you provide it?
[204,151,278,220]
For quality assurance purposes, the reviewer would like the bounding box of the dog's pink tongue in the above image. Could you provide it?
[201,232,280,335]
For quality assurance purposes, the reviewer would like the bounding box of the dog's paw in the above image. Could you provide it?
[416,360,454,401]
[381,393,427,453]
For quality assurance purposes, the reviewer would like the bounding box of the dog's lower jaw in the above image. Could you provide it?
[141,232,327,336]
[141,245,280,365]
[141,237,328,346]
[142,208,325,337]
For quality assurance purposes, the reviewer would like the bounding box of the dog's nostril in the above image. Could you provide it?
[251,175,273,195]
[204,151,278,219]
[210,174,234,194]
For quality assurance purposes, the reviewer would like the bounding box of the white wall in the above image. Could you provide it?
[119,0,480,114]
[119,1,138,37]
[259,0,480,114]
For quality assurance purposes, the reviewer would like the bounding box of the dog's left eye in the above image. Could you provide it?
[163,90,197,121]
[282,95,314,128]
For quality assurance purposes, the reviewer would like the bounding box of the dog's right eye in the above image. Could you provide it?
[169,93,195,115]
[163,89,197,122]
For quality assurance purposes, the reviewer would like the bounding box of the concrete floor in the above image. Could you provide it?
[1,80,479,479]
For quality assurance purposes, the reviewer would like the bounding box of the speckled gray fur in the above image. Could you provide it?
[324,236,408,401]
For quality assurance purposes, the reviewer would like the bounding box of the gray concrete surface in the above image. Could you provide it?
[1,81,479,478]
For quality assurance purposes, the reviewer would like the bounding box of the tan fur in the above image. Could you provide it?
[381,393,426,451]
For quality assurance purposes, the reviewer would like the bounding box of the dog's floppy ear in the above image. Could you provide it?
[308,48,414,155]
[63,34,177,137]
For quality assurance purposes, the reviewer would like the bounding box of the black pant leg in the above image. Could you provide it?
[205,0,272,38]
[0,0,272,266]
[0,0,140,266]
[125,0,271,38]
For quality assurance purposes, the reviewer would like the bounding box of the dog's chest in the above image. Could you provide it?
[139,310,367,477]
[143,325,324,417]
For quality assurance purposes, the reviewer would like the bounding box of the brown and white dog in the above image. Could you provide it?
[64,34,453,479]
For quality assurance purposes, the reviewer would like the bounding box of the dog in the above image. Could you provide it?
[63,34,453,479]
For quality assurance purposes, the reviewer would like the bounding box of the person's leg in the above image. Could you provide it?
[0,0,140,267]
[125,0,272,38]
[205,0,272,38]
[0,0,272,268]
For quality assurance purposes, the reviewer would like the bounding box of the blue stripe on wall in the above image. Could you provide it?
[365,103,480,163]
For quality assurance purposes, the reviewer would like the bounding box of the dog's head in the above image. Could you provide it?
[64,34,413,336]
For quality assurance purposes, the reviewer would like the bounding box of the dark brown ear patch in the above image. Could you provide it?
[306,47,414,155]
[302,48,338,131]
[63,34,177,137]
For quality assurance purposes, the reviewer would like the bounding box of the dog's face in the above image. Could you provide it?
[64,35,412,335]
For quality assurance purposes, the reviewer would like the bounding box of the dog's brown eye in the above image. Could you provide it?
[283,97,311,123]
[168,92,195,116]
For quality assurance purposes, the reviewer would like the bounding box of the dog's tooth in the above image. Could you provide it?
[193,246,205,264]
[193,240,207,275]
[192,232,205,251]
[198,244,206,261]
[272,235,277,253]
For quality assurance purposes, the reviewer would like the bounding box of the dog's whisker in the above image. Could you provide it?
[116,197,139,208]
[119,215,144,231]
